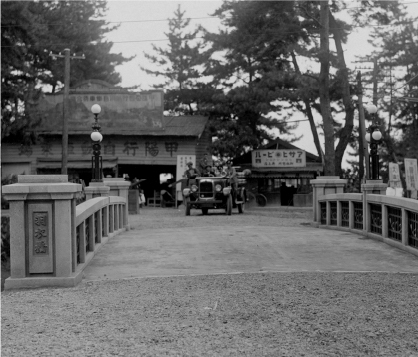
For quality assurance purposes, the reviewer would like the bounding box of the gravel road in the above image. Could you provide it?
[2,207,418,356]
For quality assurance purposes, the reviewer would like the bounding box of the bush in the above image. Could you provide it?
[1,174,18,210]
[1,216,10,263]
[1,174,18,263]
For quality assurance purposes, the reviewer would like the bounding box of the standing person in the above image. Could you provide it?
[184,161,200,179]
[225,160,238,190]
[199,153,210,174]
[130,178,146,207]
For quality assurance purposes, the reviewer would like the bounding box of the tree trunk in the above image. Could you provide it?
[329,10,355,178]
[319,3,335,176]
[290,52,324,164]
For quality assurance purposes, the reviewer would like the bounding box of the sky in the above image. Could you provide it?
[104,0,418,159]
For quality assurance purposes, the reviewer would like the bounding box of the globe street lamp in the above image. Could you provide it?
[91,104,103,182]
[364,104,382,180]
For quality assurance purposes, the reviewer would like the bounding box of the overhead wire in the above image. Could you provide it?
[1,18,417,48]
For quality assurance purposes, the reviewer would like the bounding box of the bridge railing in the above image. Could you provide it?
[311,177,418,257]
[2,175,129,290]
[74,196,127,273]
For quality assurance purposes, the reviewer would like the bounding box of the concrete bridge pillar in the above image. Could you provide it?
[310,176,347,223]
[85,181,110,200]
[103,178,131,229]
[2,175,81,290]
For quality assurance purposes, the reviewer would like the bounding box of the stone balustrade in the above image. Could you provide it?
[311,177,418,257]
[2,175,129,290]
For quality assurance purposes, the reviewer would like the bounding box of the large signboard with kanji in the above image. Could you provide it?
[252,149,306,168]
[33,80,164,133]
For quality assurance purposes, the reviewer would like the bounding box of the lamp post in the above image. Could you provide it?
[91,104,103,182]
[364,104,382,180]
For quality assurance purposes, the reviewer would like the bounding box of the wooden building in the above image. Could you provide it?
[233,138,324,206]
[1,80,212,200]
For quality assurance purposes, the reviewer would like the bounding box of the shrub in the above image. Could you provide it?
[1,174,18,210]
[1,174,18,263]
[1,216,10,263]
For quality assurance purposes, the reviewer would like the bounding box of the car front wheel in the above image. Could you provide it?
[185,198,191,216]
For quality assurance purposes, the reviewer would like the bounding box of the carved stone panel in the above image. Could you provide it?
[28,203,54,274]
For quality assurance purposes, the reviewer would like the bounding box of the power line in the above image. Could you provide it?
[2,19,417,48]
[0,16,218,28]
[1,13,416,29]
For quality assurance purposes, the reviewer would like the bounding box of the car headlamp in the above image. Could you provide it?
[191,185,198,192]
[215,184,222,192]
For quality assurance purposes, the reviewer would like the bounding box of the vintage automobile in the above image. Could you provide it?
[182,175,246,216]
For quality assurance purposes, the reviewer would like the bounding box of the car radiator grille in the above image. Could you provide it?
[199,181,214,198]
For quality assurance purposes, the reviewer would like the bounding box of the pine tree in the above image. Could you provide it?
[141,5,210,115]
[1,1,132,141]
[202,1,307,159]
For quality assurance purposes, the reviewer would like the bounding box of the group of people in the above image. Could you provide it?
[183,155,238,190]
[126,155,239,208]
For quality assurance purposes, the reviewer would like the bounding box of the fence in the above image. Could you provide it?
[74,196,126,274]
[315,191,418,257]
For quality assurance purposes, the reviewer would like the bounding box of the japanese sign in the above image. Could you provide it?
[388,163,402,188]
[252,150,306,168]
[36,82,164,132]
[176,155,196,200]
[405,158,418,191]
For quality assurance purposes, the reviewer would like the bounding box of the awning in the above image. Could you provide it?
[36,159,118,169]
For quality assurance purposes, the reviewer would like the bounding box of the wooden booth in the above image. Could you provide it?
[233,138,324,207]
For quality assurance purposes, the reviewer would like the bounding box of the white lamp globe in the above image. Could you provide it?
[91,131,103,142]
[364,104,377,114]
[91,104,101,114]
[372,130,382,141]
[365,133,371,143]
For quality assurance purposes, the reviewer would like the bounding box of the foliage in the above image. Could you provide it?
[344,2,417,181]
[1,0,132,142]
[141,5,210,115]
[1,174,18,210]
[201,1,310,158]
[0,175,17,264]
[1,216,10,264]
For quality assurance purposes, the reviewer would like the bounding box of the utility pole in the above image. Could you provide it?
[357,71,370,181]
[49,49,85,174]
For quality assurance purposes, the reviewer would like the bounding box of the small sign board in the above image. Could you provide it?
[176,155,196,200]
[252,150,306,168]
[388,163,402,188]
[405,158,418,191]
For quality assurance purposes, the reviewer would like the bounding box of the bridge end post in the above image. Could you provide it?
[310,176,347,224]
[103,178,131,230]
[2,175,82,290]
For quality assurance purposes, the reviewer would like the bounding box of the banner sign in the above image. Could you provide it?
[176,155,196,200]
[35,81,164,132]
[388,163,402,188]
[405,158,418,191]
[251,150,306,168]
